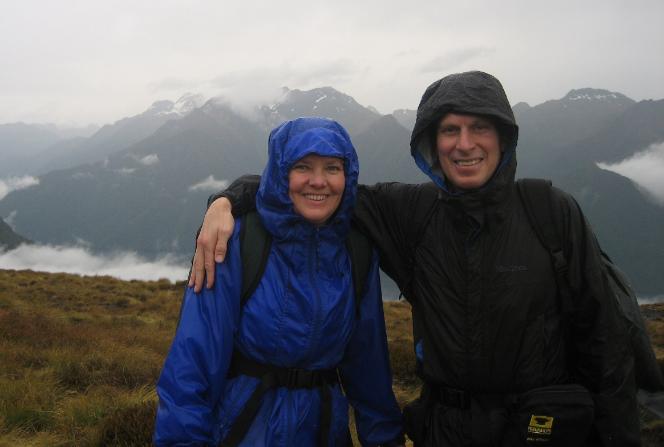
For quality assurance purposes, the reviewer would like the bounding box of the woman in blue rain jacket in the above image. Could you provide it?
[154,117,404,446]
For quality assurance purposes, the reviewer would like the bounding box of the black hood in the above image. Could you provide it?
[410,71,519,195]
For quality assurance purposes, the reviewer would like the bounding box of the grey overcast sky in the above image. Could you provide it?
[2,0,663,126]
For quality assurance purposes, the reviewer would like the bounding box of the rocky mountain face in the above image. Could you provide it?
[1,87,663,294]
[0,218,28,250]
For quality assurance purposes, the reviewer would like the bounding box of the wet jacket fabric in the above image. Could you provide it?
[352,72,639,445]
[216,73,640,446]
[154,118,403,446]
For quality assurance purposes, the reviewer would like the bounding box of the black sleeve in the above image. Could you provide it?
[209,177,439,298]
[557,189,640,446]
[353,182,438,298]
[207,175,260,217]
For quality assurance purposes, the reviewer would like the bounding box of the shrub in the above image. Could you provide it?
[96,400,156,447]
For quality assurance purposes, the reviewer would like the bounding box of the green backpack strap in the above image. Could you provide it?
[239,213,373,317]
[239,211,272,307]
[346,226,373,316]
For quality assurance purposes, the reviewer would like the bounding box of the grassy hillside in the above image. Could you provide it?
[0,269,662,446]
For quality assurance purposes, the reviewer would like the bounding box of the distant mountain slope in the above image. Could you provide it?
[353,114,426,184]
[1,86,663,294]
[260,87,382,135]
[34,94,206,174]
[392,109,416,131]
[0,123,62,176]
[572,99,664,165]
[0,219,28,250]
[0,100,265,256]
[515,88,635,178]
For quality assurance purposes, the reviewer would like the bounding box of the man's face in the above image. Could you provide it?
[288,154,345,225]
[436,113,501,190]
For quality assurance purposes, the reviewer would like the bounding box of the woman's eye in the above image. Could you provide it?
[326,165,342,173]
[292,164,308,172]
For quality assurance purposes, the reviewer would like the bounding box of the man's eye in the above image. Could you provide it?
[439,127,457,135]
[473,122,493,132]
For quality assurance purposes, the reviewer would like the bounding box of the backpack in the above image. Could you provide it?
[239,211,373,314]
[516,178,664,392]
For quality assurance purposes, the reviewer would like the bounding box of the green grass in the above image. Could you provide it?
[0,269,662,446]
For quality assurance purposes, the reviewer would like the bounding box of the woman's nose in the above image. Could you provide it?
[308,170,326,187]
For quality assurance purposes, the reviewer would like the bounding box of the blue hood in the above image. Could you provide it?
[256,117,359,242]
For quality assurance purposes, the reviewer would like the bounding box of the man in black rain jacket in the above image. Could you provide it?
[191,71,640,446]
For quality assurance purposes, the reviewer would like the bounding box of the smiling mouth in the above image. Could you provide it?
[454,158,483,167]
[303,193,328,201]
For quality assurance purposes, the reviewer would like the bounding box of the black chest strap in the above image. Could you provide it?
[220,351,340,447]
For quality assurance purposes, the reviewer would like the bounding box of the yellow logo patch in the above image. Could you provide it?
[527,415,554,436]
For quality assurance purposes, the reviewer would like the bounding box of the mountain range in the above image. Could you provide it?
[1,86,663,295]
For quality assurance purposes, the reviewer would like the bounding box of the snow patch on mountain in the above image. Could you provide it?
[173,93,205,115]
[149,93,205,118]
[4,210,17,228]
[564,88,627,102]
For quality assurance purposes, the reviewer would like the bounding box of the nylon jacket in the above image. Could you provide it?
[353,72,639,445]
[216,73,640,446]
[154,118,403,446]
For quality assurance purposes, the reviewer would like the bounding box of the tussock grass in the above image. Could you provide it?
[1,269,662,445]
[0,269,174,445]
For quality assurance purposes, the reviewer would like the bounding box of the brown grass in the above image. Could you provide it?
[0,269,662,445]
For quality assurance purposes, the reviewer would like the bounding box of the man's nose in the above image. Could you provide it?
[456,128,474,150]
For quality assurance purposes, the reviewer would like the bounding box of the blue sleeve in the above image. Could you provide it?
[338,251,404,447]
[154,223,244,446]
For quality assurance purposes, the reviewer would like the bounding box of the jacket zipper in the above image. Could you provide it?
[304,229,323,365]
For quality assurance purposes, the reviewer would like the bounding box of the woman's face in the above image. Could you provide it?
[288,154,345,225]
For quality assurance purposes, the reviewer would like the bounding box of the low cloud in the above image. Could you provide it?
[0,244,188,283]
[0,176,40,200]
[140,154,159,166]
[189,175,229,192]
[598,142,664,204]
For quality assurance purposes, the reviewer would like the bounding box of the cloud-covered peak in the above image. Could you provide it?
[147,94,204,118]
[147,99,175,114]
[173,93,205,115]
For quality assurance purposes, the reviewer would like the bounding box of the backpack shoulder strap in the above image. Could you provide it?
[516,178,574,315]
[240,211,272,307]
[346,226,373,316]
[240,212,374,318]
